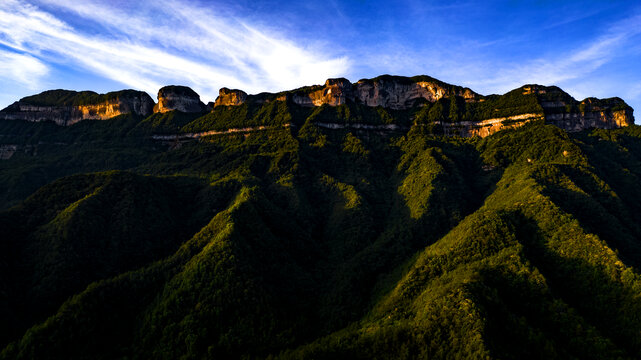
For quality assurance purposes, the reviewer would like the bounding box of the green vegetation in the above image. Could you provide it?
[136,110,205,134]
[1,88,641,359]
[182,101,310,132]
[408,89,544,126]
[469,88,543,119]
[17,89,150,107]
[158,85,200,98]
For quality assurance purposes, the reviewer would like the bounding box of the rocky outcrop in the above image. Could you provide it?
[214,75,479,110]
[0,90,154,126]
[2,76,634,136]
[438,113,544,137]
[352,76,477,109]
[521,85,635,131]
[151,124,292,141]
[209,78,633,134]
[291,78,354,106]
[214,88,248,107]
[154,86,207,113]
[545,108,633,131]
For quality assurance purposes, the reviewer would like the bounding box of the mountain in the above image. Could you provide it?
[153,85,209,113]
[1,75,640,359]
[0,89,154,126]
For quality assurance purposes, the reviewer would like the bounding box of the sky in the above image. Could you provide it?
[1,0,640,118]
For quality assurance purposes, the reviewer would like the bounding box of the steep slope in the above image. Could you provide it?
[279,124,641,359]
[153,86,208,113]
[0,82,630,211]
[0,171,224,347]
[0,113,156,209]
[0,75,639,359]
[2,121,641,359]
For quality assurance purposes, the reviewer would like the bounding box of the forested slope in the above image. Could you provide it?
[1,98,641,358]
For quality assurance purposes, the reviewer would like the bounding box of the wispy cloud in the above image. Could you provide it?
[348,6,641,103]
[0,0,350,102]
[0,49,49,90]
[465,12,641,97]
[1,0,639,113]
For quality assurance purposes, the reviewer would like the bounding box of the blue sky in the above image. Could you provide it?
[1,0,640,118]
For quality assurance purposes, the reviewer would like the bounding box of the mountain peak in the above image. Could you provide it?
[153,85,207,113]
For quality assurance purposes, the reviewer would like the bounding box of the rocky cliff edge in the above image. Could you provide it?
[214,75,479,110]
[0,89,154,126]
[154,86,207,113]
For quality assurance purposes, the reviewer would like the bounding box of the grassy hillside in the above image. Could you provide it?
[1,97,641,358]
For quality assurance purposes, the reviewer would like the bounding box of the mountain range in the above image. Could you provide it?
[1,74,641,359]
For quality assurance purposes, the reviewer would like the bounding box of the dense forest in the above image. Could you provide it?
[1,97,641,359]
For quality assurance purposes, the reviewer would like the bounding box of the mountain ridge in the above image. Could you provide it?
[0,75,634,135]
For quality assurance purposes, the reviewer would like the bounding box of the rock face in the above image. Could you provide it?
[0,90,154,126]
[521,85,635,131]
[154,86,207,113]
[352,76,477,109]
[214,88,248,107]
[214,75,479,110]
[211,77,634,135]
[290,78,355,106]
[439,113,545,138]
[2,76,634,136]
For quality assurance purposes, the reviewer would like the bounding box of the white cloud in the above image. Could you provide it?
[465,13,641,96]
[0,0,350,102]
[1,0,637,112]
[0,50,49,90]
[346,10,641,103]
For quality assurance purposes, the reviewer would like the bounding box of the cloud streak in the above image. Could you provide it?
[0,50,49,90]
[0,0,350,102]
[464,12,641,98]
[0,0,639,115]
[344,5,640,106]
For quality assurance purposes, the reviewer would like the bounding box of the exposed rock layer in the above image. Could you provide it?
[0,76,634,135]
[439,113,545,137]
[213,77,634,135]
[0,90,154,126]
[214,88,247,107]
[154,86,207,113]
[214,75,479,109]
[523,85,635,131]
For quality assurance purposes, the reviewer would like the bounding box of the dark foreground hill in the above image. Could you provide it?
[1,77,641,359]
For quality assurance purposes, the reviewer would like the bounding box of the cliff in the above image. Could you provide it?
[214,88,247,107]
[154,86,207,113]
[212,75,634,135]
[214,75,479,109]
[352,75,478,108]
[1,76,634,135]
[438,113,545,137]
[522,85,634,131]
[0,89,154,126]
